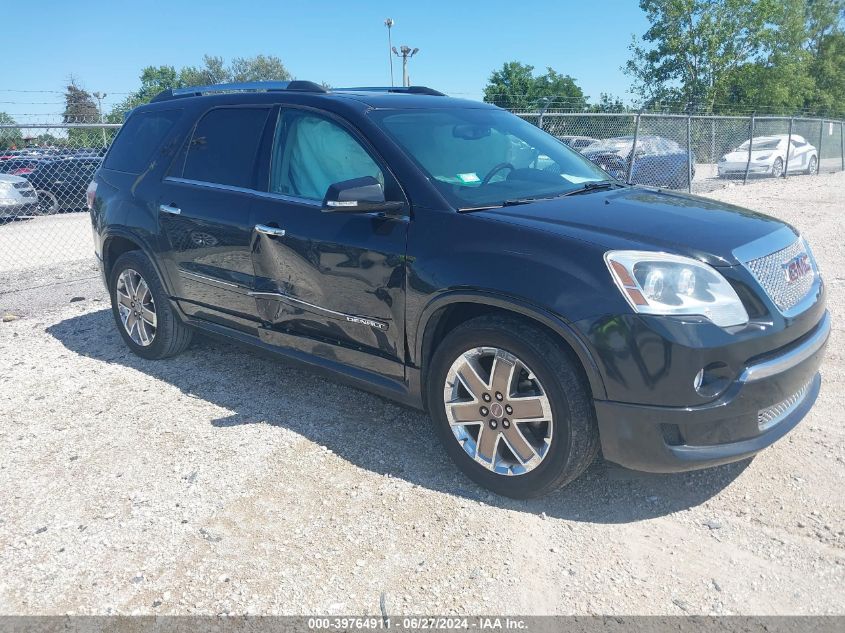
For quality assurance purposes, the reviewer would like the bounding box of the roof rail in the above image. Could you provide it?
[150,80,327,103]
[333,86,446,97]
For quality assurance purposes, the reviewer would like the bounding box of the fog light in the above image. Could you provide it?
[694,362,733,398]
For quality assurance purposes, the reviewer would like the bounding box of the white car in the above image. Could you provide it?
[718,134,818,178]
[0,173,39,220]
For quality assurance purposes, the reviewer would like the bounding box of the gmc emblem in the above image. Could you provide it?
[782,253,812,283]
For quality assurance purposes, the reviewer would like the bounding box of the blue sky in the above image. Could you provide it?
[1,1,649,122]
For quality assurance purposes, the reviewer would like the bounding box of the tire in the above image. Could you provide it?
[34,190,60,215]
[109,250,192,360]
[806,155,818,175]
[771,157,784,178]
[426,314,600,498]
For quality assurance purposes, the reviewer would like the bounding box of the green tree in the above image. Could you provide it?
[807,31,845,114]
[0,112,22,150]
[627,0,845,114]
[230,54,291,82]
[108,65,181,121]
[626,0,778,112]
[109,54,294,121]
[63,80,99,124]
[591,93,629,113]
[179,55,228,86]
[483,62,587,110]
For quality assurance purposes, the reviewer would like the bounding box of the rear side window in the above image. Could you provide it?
[181,107,269,188]
[105,109,181,173]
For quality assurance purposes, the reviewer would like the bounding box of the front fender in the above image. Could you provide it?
[414,289,607,401]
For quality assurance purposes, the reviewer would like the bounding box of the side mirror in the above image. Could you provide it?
[322,176,403,214]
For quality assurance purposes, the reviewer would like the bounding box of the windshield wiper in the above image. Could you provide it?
[560,180,622,196]
[458,183,624,212]
[501,195,563,206]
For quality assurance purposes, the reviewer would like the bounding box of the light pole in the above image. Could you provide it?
[391,45,419,88]
[384,18,395,87]
[92,91,107,146]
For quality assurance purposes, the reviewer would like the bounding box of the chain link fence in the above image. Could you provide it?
[515,112,845,193]
[0,113,843,280]
[0,124,118,276]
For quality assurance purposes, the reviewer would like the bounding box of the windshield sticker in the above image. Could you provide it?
[457,172,481,184]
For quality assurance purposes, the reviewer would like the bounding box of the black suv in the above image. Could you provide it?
[89,81,829,498]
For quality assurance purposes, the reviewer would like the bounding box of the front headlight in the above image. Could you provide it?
[755,154,772,161]
[605,251,749,328]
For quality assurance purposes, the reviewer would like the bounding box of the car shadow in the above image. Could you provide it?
[47,308,749,524]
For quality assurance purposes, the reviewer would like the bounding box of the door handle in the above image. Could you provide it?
[255,224,286,237]
[159,204,181,215]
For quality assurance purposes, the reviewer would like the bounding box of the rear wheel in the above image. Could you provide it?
[109,250,192,359]
[426,314,599,498]
[34,190,60,215]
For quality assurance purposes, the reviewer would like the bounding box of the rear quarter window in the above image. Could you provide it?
[104,109,182,174]
[179,107,270,188]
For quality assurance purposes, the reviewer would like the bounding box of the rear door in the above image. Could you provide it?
[158,105,271,330]
[247,107,409,380]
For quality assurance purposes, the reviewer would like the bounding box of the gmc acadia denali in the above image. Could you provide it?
[88,81,829,498]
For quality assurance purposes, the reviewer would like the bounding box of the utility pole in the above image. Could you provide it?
[92,91,107,146]
[384,18,395,87]
[391,45,419,87]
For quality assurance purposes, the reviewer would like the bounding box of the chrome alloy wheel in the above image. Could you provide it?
[443,346,553,476]
[116,268,157,346]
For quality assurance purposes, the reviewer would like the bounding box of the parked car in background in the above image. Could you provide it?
[718,135,818,178]
[0,158,42,176]
[581,135,695,189]
[556,135,597,151]
[0,173,38,219]
[22,157,101,214]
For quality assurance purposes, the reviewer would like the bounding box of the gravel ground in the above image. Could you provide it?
[0,173,843,616]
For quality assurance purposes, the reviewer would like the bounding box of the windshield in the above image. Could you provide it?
[369,108,611,209]
[737,139,781,151]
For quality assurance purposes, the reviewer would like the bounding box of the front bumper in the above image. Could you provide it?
[718,161,772,176]
[594,310,830,473]
[0,201,38,219]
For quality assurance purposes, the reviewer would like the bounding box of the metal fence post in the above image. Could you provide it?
[537,98,553,133]
[783,117,794,178]
[627,112,641,184]
[743,112,756,185]
[710,118,716,163]
[840,120,844,171]
[817,120,824,175]
[686,115,693,193]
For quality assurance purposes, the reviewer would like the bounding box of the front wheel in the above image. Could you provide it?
[426,314,599,498]
[109,250,192,359]
[806,155,818,175]
[771,157,784,178]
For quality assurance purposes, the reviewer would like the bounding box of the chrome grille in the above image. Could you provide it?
[758,379,813,431]
[745,239,815,313]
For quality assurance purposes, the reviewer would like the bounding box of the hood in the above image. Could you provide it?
[0,173,27,184]
[480,186,791,266]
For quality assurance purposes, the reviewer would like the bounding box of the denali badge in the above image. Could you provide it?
[783,253,812,283]
[346,316,388,330]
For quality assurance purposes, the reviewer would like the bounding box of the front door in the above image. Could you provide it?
[248,108,408,381]
[157,105,271,329]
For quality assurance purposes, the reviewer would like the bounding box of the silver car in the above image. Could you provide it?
[718,135,819,178]
[0,173,39,219]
